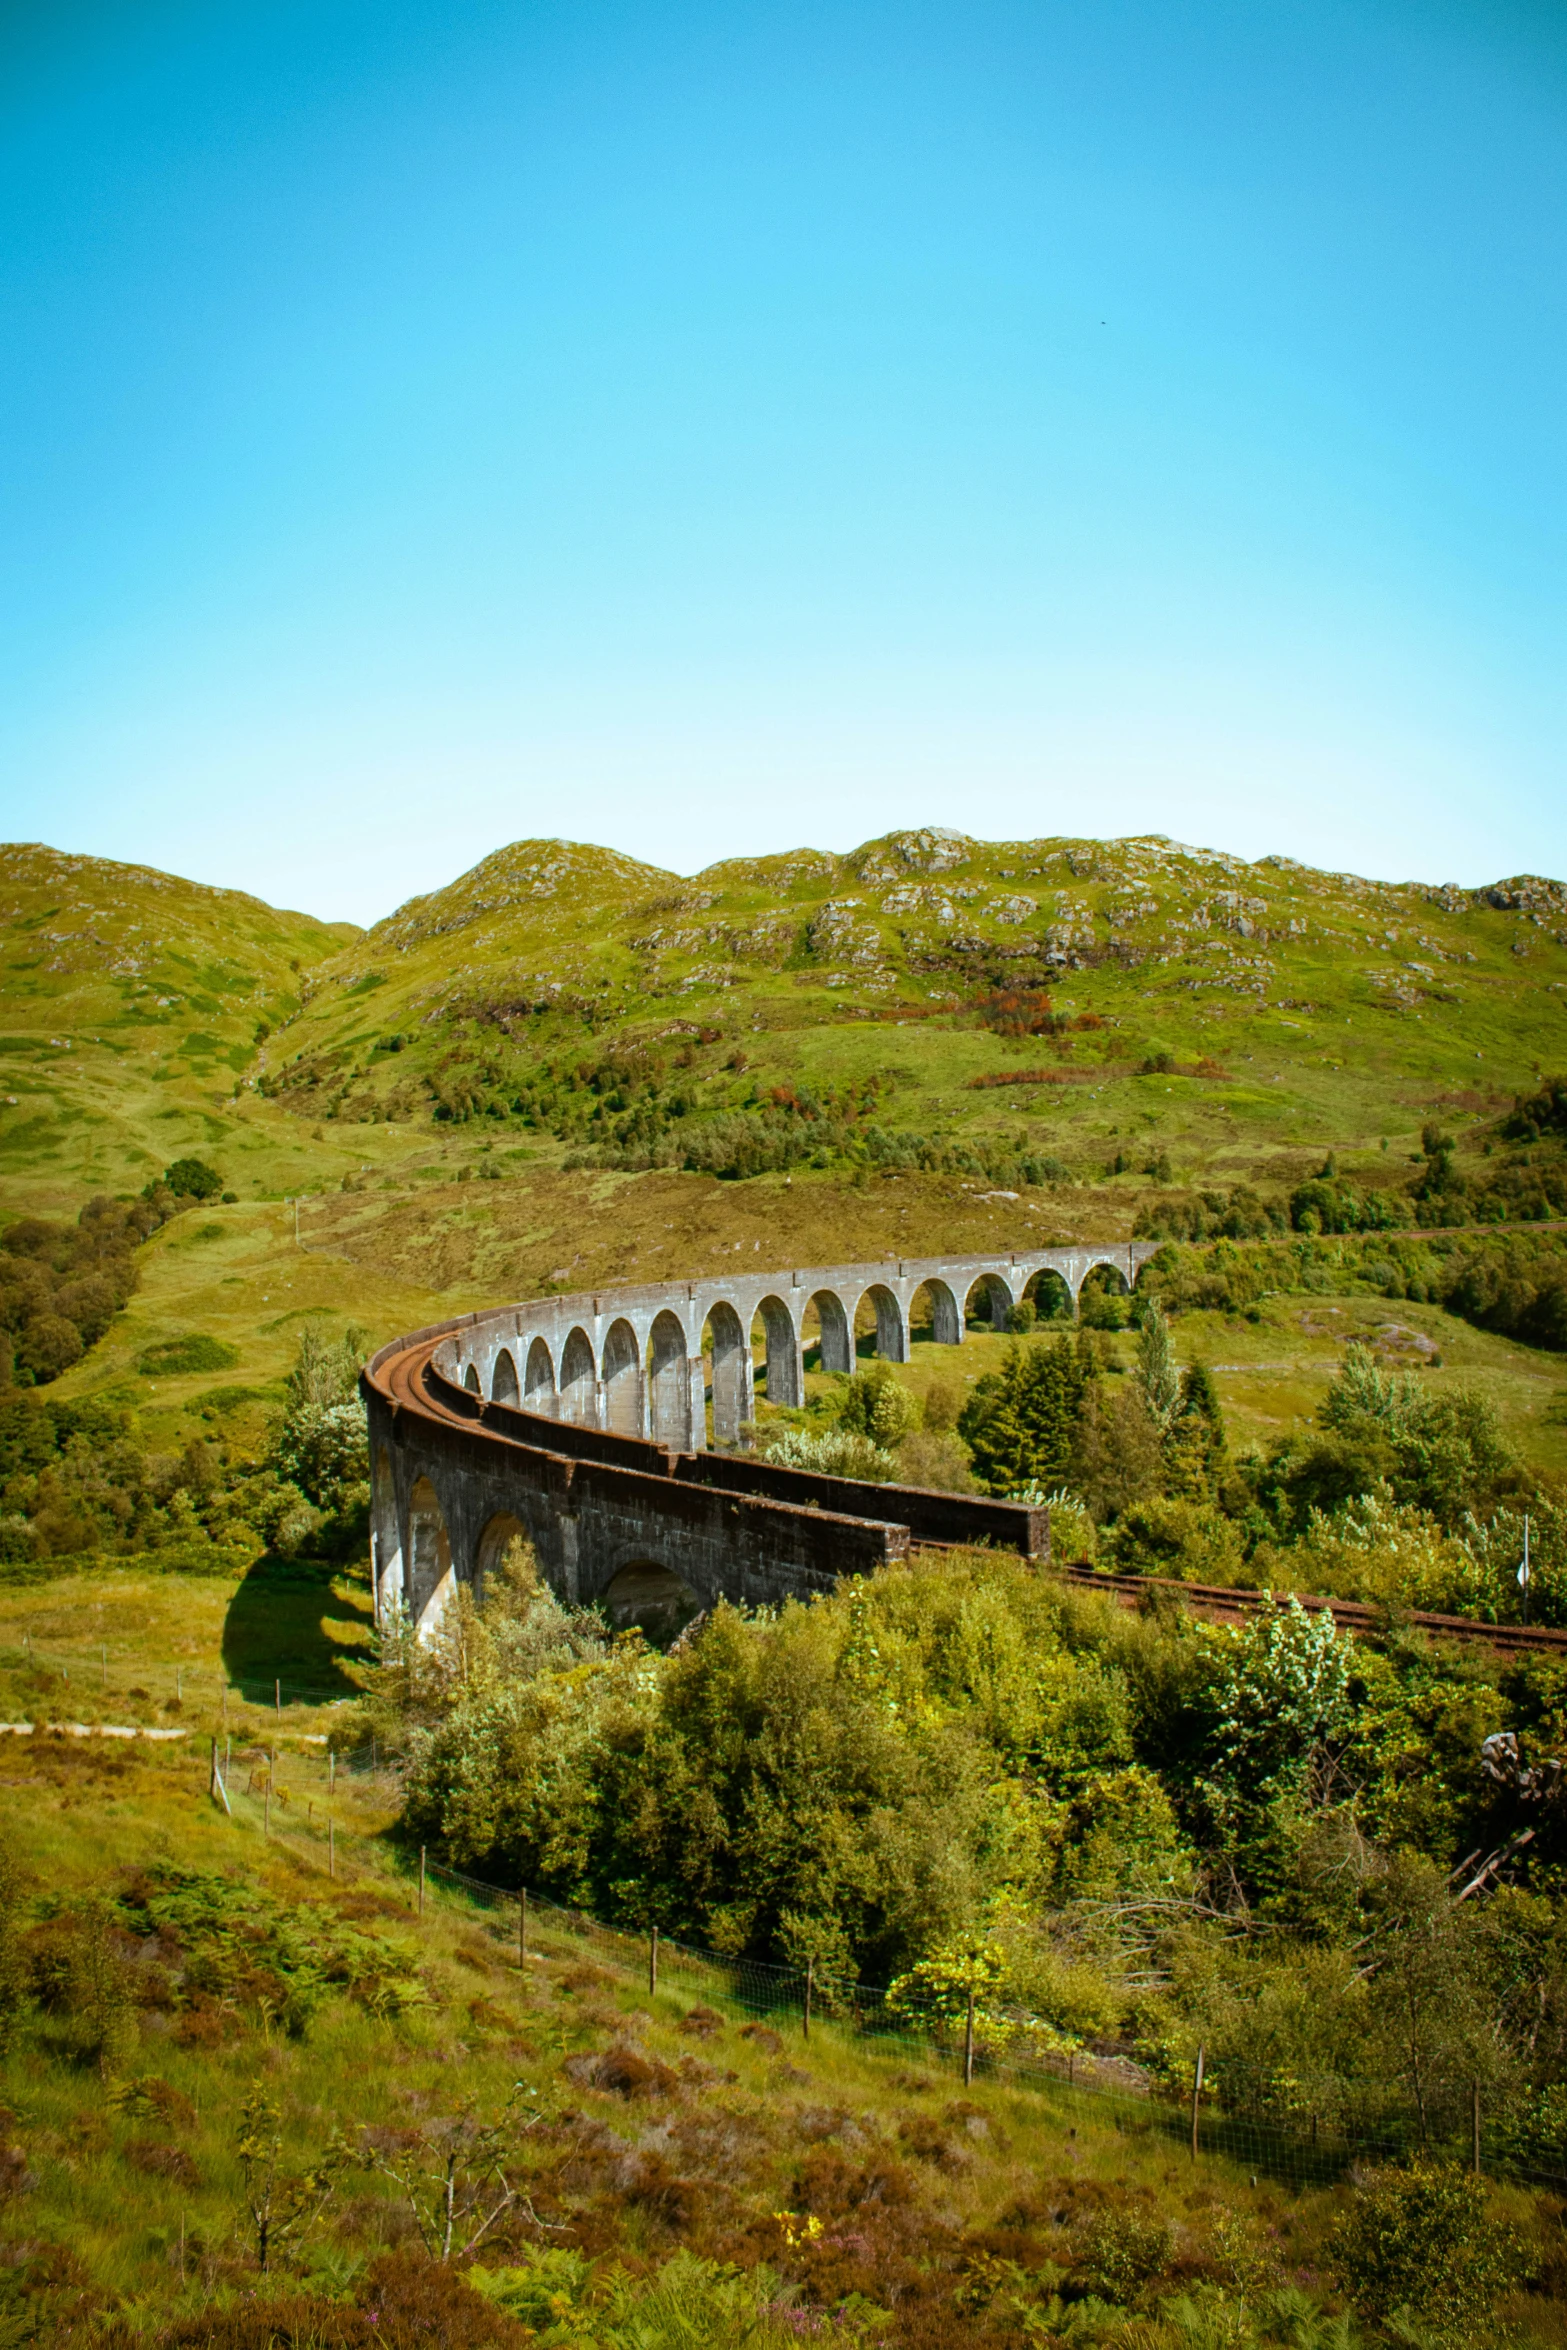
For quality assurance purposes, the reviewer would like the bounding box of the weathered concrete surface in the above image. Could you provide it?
[363,1240,1158,1635]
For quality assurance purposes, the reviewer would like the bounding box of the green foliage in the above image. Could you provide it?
[836,1361,920,1447]
[264,1323,370,1539]
[1106,1495,1246,1583]
[470,2248,808,2348]
[110,1863,429,2036]
[1331,2164,1516,2332]
[759,1423,898,1480]
[1074,2206,1174,2300]
[1137,1302,1181,1426]
[160,1156,224,1200]
[235,2086,346,2271]
[138,1333,240,1376]
[958,1334,1093,1495]
[0,1196,159,1388]
[1196,1599,1354,1825]
[1318,1345,1516,1524]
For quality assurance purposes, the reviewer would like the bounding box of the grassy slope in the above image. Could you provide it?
[10,827,1567,1228]
[261,828,1567,1191]
[0,1578,1551,2340]
[0,844,359,1212]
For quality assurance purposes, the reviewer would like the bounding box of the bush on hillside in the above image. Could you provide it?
[137,1334,240,1377]
[1333,2164,1516,2330]
[0,1194,173,1389]
[158,1156,224,1201]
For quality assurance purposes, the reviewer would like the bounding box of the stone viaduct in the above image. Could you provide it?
[362,1240,1160,1642]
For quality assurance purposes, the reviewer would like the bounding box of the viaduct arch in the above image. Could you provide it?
[364,1239,1159,1642]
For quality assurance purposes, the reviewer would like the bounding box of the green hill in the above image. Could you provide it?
[0,843,358,1211]
[5,827,1566,1221]
[252,828,1567,1203]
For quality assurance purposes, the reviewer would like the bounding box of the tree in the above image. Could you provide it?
[1198,1599,1354,1829]
[1135,1302,1180,1429]
[1070,1377,1162,1522]
[834,1361,919,1447]
[269,1325,369,1514]
[235,2088,346,2273]
[957,1336,1091,1495]
[160,1156,224,1201]
[361,2084,552,2261]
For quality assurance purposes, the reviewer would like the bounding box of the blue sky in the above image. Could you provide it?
[0,0,1562,924]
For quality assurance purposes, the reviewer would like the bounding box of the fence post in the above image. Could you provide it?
[648,1926,659,1996]
[519,1889,527,1967]
[1472,2082,1481,2177]
[419,1847,426,1917]
[964,1983,975,2088]
[1191,2046,1205,2160]
[804,1960,813,2041]
[274,1678,281,1720]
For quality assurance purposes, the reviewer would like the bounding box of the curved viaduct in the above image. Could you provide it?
[362,1240,1159,1641]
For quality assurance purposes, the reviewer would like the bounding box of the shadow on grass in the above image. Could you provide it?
[222,1551,374,1707]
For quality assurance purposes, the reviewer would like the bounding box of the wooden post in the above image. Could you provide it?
[176,1667,182,1703]
[649,1926,659,1996]
[519,1889,528,1966]
[328,1747,335,1796]
[419,1847,426,1916]
[209,1736,216,1797]
[1472,2082,1481,2177]
[1191,2046,1205,2160]
[804,1960,813,2041]
[274,1678,281,1720]
[964,1983,976,2088]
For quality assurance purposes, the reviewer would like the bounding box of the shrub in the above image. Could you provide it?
[1074,2206,1173,2300]
[758,1424,898,1481]
[160,1157,224,1201]
[137,1334,241,1377]
[836,1361,919,1446]
[1105,1495,1245,1584]
[1332,2163,1516,2331]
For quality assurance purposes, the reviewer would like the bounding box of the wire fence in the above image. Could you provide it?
[418,1855,1567,2202]
[186,1740,1567,2203]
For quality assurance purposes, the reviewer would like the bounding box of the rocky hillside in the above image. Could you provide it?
[2,827,1565,1219]
[255,828,1567,1197]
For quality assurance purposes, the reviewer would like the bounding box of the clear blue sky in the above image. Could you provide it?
[1,0,1562,924]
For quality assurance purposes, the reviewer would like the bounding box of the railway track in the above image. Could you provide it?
[1052,1563,1567,1656]
[372,1333,1560,1656]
